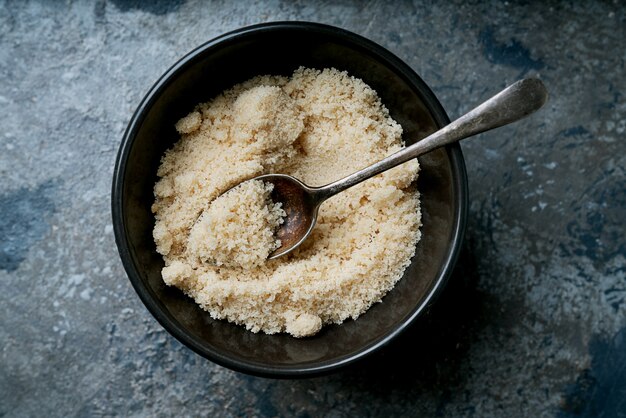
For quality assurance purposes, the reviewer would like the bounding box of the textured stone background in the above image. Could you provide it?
[1,1,624,417]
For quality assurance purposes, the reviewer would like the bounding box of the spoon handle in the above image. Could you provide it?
[317,78,548,199]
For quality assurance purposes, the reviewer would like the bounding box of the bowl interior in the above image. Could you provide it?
[114,23,465,376]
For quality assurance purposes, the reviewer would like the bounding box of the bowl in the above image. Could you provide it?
[112,21,468,378]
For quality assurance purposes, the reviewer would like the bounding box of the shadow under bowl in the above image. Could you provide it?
[112,22,468,378]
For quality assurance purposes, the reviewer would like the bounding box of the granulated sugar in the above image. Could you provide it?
[153,67,421,337]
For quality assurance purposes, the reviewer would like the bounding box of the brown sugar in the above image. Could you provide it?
[153,68,421,337]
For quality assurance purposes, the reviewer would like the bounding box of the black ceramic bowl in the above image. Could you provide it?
[112,22,467,378]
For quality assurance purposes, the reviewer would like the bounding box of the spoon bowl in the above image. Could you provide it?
[253,174,322,259]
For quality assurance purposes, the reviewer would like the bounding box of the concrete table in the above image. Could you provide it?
[1,1,624,416]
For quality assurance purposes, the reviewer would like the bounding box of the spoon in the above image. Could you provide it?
[246,78,548,259]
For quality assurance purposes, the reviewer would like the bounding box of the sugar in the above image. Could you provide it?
[153,68,421,337]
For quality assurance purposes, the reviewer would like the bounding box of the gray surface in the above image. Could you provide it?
[1,1,624,417]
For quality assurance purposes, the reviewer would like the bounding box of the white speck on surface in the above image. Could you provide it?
[80,288,92,300]
[538,201,548,210]
[544,162,557,169]
[598,135,615,143]
[69,274,85,286]
[484,148,500,159]
[61,71,76,81]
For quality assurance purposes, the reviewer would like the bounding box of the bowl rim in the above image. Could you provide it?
[111,21,468,378]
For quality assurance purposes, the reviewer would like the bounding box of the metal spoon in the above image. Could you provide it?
[245,78,548,259]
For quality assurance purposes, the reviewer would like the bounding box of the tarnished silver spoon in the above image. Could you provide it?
[240,78,548,259]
